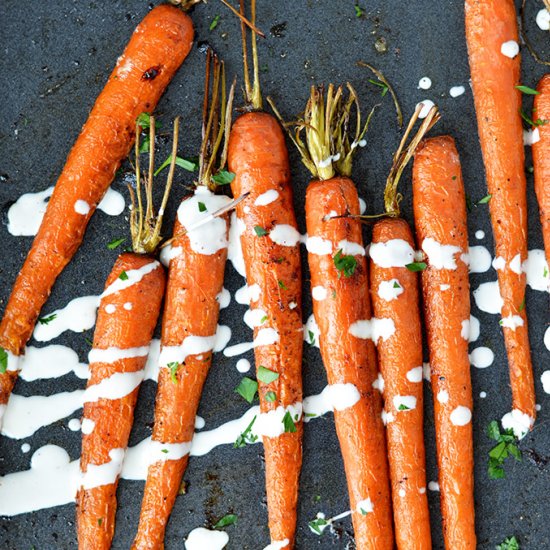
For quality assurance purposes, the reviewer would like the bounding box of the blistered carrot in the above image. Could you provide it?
[132,51,236,550]
[533,75,550,270]
[0,4,195,420]
[368,106,439,549]
[77,118,179,549]
[465,0,536,427]
[272,84,393,549]
[413,135,476,549]
[225,2,303,547]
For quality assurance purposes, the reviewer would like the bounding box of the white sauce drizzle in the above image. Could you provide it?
[536,8,550,30]
[269,224,301,247]
[468,245,492,273]
[255,189,280,206]
[422,238,463,270]
[369,239,415,267]
[418,77,432,90]
[406,366,423,383]
[378,279,403,301]
[312,286,328,301]
[81,448,125,489]
[236,358,251,373]
[303,383,361,419]
[148,440,192,464]
[306,235,333,255]
[469,347,494,369]
[393,395,417,411]
[450,406,472,426]
[223,328,279,358]
[501,40,519,58]
[417,100,436,119]
[185,528,229,550]
[449,85,466,98]
[523,128,541,146]
[349,318,396,343]
[541,371,550,394]
[501,409,534,439]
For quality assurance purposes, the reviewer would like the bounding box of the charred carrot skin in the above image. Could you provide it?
[413,136,476,549]
[533,75,550,268]
[307,177,393,550]
[465,0,535,420]
[131,206,229,550]
[228,112,303,547]
[0,5,193,408]
[369,217,431,550]
[77,253,165,550]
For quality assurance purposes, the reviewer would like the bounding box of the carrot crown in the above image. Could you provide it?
[270,84,374,180]
[169,0,204,10]
[382,103,440,217]
[198,50,236,191]
[128,117,179,254]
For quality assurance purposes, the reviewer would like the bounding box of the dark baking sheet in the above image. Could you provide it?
[0,0,549,548]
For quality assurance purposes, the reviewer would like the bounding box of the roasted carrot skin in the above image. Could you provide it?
[132,208,229,550]
[533,74,550,268]
[307,176,393,550]
[228,111,303,547]
[413,136,476,549]
[465,0,535,420]
[369,217,431,550]
[0,5,193,409]
[77,254,165,550]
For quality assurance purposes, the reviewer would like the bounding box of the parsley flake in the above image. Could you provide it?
[211,170,235,186]
[265,391,277,403]
[307,330,315,345]
[119,270,129,281]
[234,416,258,448]
[478,194,492,204]
[235,377,258,404]
[209,14,221,31]
[0,347,7,374]
[487,420,521,479]
[257,365,279,384]
[515,85,540,95]
[368,78,389,97]
[38,313,57,325]
[405,262,427,272]
[354,4,364,17]
[213,513,237,529]
[496,536,520,550]
[254,225,268,237]
[167,361,180,384]
[309,516,329,535]
[333,249,357,277]
[278,280,287,290]
[107,237,125,250]
[198,201,207,213]
[283,411,297,433]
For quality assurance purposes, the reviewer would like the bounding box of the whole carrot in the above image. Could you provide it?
[77,119,179,550]
[368,105,439,549]
[533,74,550,270]
[0,3,196,422]
[413,136,476,549]
[272,84,394,549]
[465,0,536,432]
[225,2,302,547]
[132,51,236,550]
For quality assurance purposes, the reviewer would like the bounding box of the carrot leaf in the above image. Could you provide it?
[211,170,235,186]
[333,250,357,278]
[519,108,548,127]
[265,391,277,403]
[368,78,389,97]
[515,85,540,95]
[107,237,125,250]
[213,514,237,529]
[38,313,57,325]
[234,416,258,448]
[235,377,258,403]
[254,225,268,237]
[153,154,197,177]
[257,365,279,384]
[496,536,520,550]
[0,348,7,374]
[282,411,297,433]
[405,262,427,272]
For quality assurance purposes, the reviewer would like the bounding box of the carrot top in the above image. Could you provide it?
[270,84,374,181]
[128,116,179,254]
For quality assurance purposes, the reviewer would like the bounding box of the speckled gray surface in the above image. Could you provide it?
[0,1,549,548]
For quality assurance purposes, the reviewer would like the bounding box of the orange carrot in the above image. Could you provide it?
[0,4,195,419]
[413,135,476,549]
[273,84,394,549]
[465,0,536,427]
[368,106,439,549]
[225,2,303,546]
[131,51,236,550]
[77,118,179,549]
[533,74,550,270]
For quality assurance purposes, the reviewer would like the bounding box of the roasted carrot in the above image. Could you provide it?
[465,0,536,429]
[131,51,236,550]
[413,135,476,549]
[225,2,303,547]
[272,84,393,549]
[368,105,439,549]
[533,74,550,270]
[77,119,179,550]
[0,3,195,422]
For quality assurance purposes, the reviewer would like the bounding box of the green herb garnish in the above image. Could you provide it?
[307,330,315,345]
[333,249,357,278]
[254,225,268,237]
[209,14,221,31]
[119,270,129,281]
[235,377,258,404]
[213,513,237,529]
[198,201,207,213]
[278,280,287,290]
[38,313,57,325]
[234,416,258,448]
[154,154,197,176]
[265,391,277,403]
[167,362,180,384]
[478,194,492,204]
[368,78,389,97]
[354,4,364,17]
[211,170,235,186]
[496,536,520,550]
[487,420,521,479]
[0,347,8,374]
[107,237,125,250]
[283,411,297,433]
[308,516,329,535]
[257,365,279,384]
[405,262,427,272]
[515,85,540,95]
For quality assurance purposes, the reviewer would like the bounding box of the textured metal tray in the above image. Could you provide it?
[0,0,549,548]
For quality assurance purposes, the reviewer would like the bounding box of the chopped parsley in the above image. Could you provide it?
[260,315,268,324]
[161,448,169,454]
[119,270,129,281]
[278,279,287,290]
[368,78,389,97]
[167,361,180,384]
[333,249,357,278]
[487,420,521,479]
[496,536,520,550]
[235,377,258,404]
[198,201,207,213]
[0,347,8,374]
[307,330,316,346]
[393,281,401,289]
[282,411,297,433]
[254,225,268,237]
[478,194,492,204]
[265,391,277,403]
[544,266,549,278]
[97,517,103,527]
[257,365,279,384]
[209,14,221,31]
[398,404,410,411]
[234,416,258,448]
[213,513,237,529]
[405,262,427,272]
[519,108,548,127]
[107,237,125,250]
[38,313,57,325]
[515,85,539,95]
[308,516,329,535]
[519,297,526,312]
[354,4,364,17]
[211,170,235,186]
